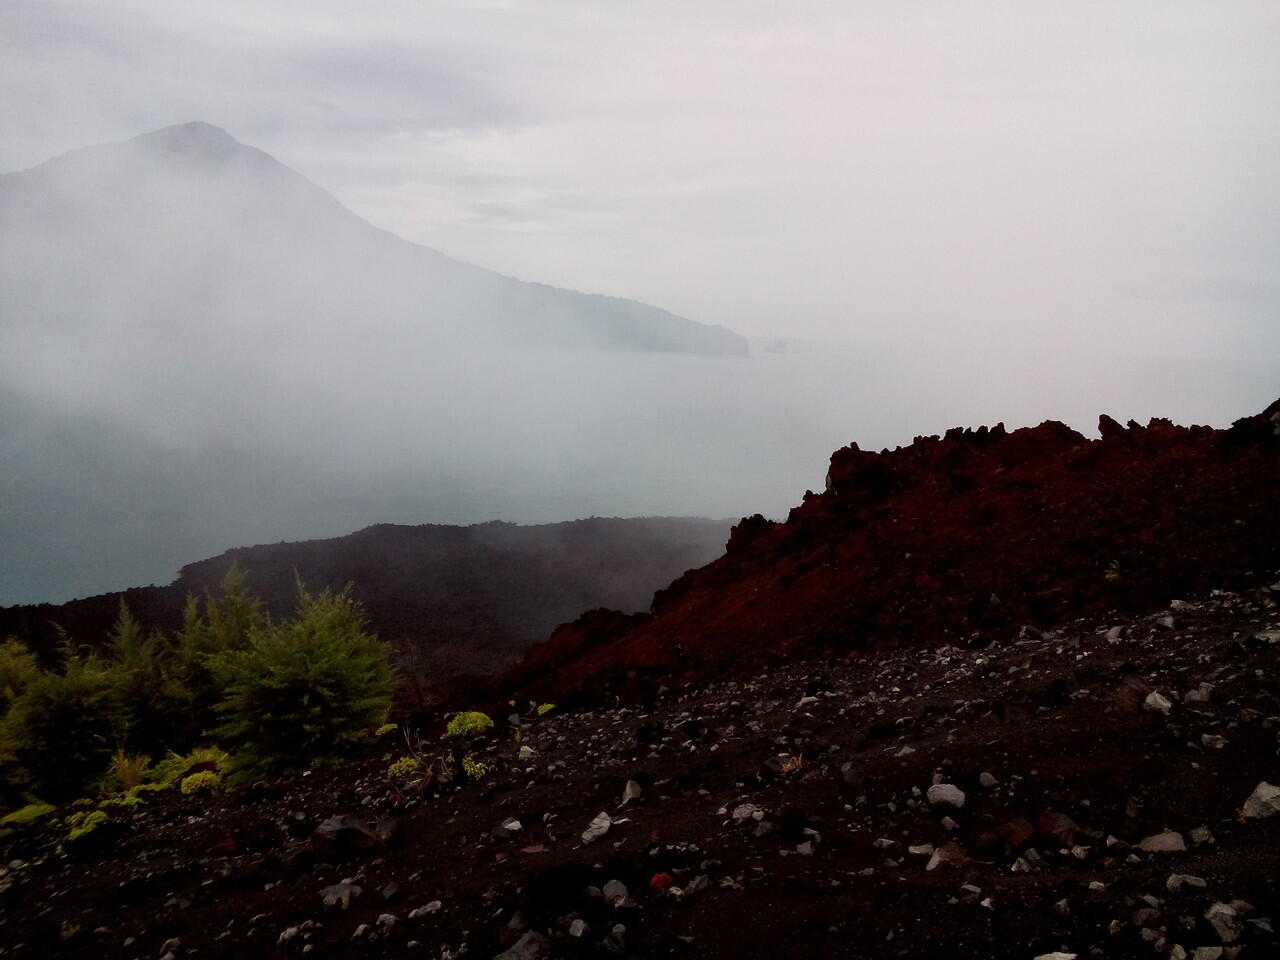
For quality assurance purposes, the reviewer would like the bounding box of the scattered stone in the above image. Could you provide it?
[1241,781,1280,819]
[1037,811,1080,847]
[603,879,629,906]
[1205,902,1250,943]
[518,745,536,760]
[732,803,762,821]
[1192,948,1223,960]
[908,844,934,856]
[839,761,864,787]
[620,780,643,806]
[278,927,300,945]
[582,812,613,844]
[1138,831,1186,853]
[321,882,363,911]
[1144,691,1173,714]
[494,930,552,960]
[377,914,397,930]
[925,783,965,809]
[1033,953,1078,960]
[979,772,998,789]
[925,842,965,871]
[408,901,443,919]
[569,919,587,938]
[1190,826,1216,845]
[1166,874,1207,892]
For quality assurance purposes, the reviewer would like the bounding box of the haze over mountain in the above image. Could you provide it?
[0,124,1274,607]
[0,122,746,358]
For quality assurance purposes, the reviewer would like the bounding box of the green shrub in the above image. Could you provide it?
[535,703,556,717]
[375,723,398,737]
[446,711,494,738]
[0,639,41,714]
[208,584,393,781]
[387,756,419,778]
[2,657,122,801]
[104,602,192,759]
[461,755,488,780]
[179,771,221,795]
[0,801,56,826]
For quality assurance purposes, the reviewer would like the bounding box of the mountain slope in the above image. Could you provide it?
[0,121,746,357]
[0,517,732,703]
[502,399,1280,703]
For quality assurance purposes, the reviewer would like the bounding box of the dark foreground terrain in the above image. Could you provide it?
[2,584,1277,959]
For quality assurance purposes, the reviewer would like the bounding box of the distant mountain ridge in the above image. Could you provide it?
[0,121,747,356]
[0,516,733,705]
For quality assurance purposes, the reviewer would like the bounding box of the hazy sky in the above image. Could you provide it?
[4,0,1278,354]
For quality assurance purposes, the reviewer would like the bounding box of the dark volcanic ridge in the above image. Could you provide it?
[0,517,732,701]
[499,399,1280,705]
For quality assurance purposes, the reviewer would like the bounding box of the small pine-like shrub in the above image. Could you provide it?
[460,755,488,780]
[0,801,56,826]
[446,711,494,738]
[179,771,221,795]
[2,657,122,801]
[387,757,419,778]
[0,639,41,714]
[208,584,393,780]
[146,746,229,788]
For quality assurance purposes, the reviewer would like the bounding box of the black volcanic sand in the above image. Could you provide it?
[2,584,1278,959]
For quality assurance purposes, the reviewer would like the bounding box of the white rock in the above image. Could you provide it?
[926,783,966,809]
[517,745,536,760]
[731,803,761,821]
[979,772,997,788]
[620,780,643,806]
[1167,874,1207,892]
[581,811,612,844]
[278,927,300,945]
[1144,691,1173,714]
[569,919,587,937]
[1241,781,1280,819]
[1033,953,1078,960]
[1138,831,1186,853]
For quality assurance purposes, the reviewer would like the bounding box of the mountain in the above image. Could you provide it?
[0,122,756,605]
[0,516,732,704]
[499,399,1280,704]
[0,122,746,357]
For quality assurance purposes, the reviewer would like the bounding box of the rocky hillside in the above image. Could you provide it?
[0,517,731,703]
[501,400,1280,704]
[1,582,1277,959]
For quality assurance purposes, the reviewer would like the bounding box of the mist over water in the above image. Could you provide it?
[2,329,1271,606]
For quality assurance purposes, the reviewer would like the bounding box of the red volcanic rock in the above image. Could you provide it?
[505,400,1280,703]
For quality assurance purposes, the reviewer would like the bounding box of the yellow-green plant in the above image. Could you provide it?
[375,723,398,737]
[535,703,556,717]
[179,771,221,795]
[446,711,493,738]
[461,755,488,780]
[1,801,56,826]
[109,749,150,791]
[66,809,107,842]
[387,756,419,778]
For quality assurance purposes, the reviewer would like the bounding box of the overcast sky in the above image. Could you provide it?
[3,1,1278,354]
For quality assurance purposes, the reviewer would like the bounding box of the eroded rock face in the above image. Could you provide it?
[505,399,1280,703]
